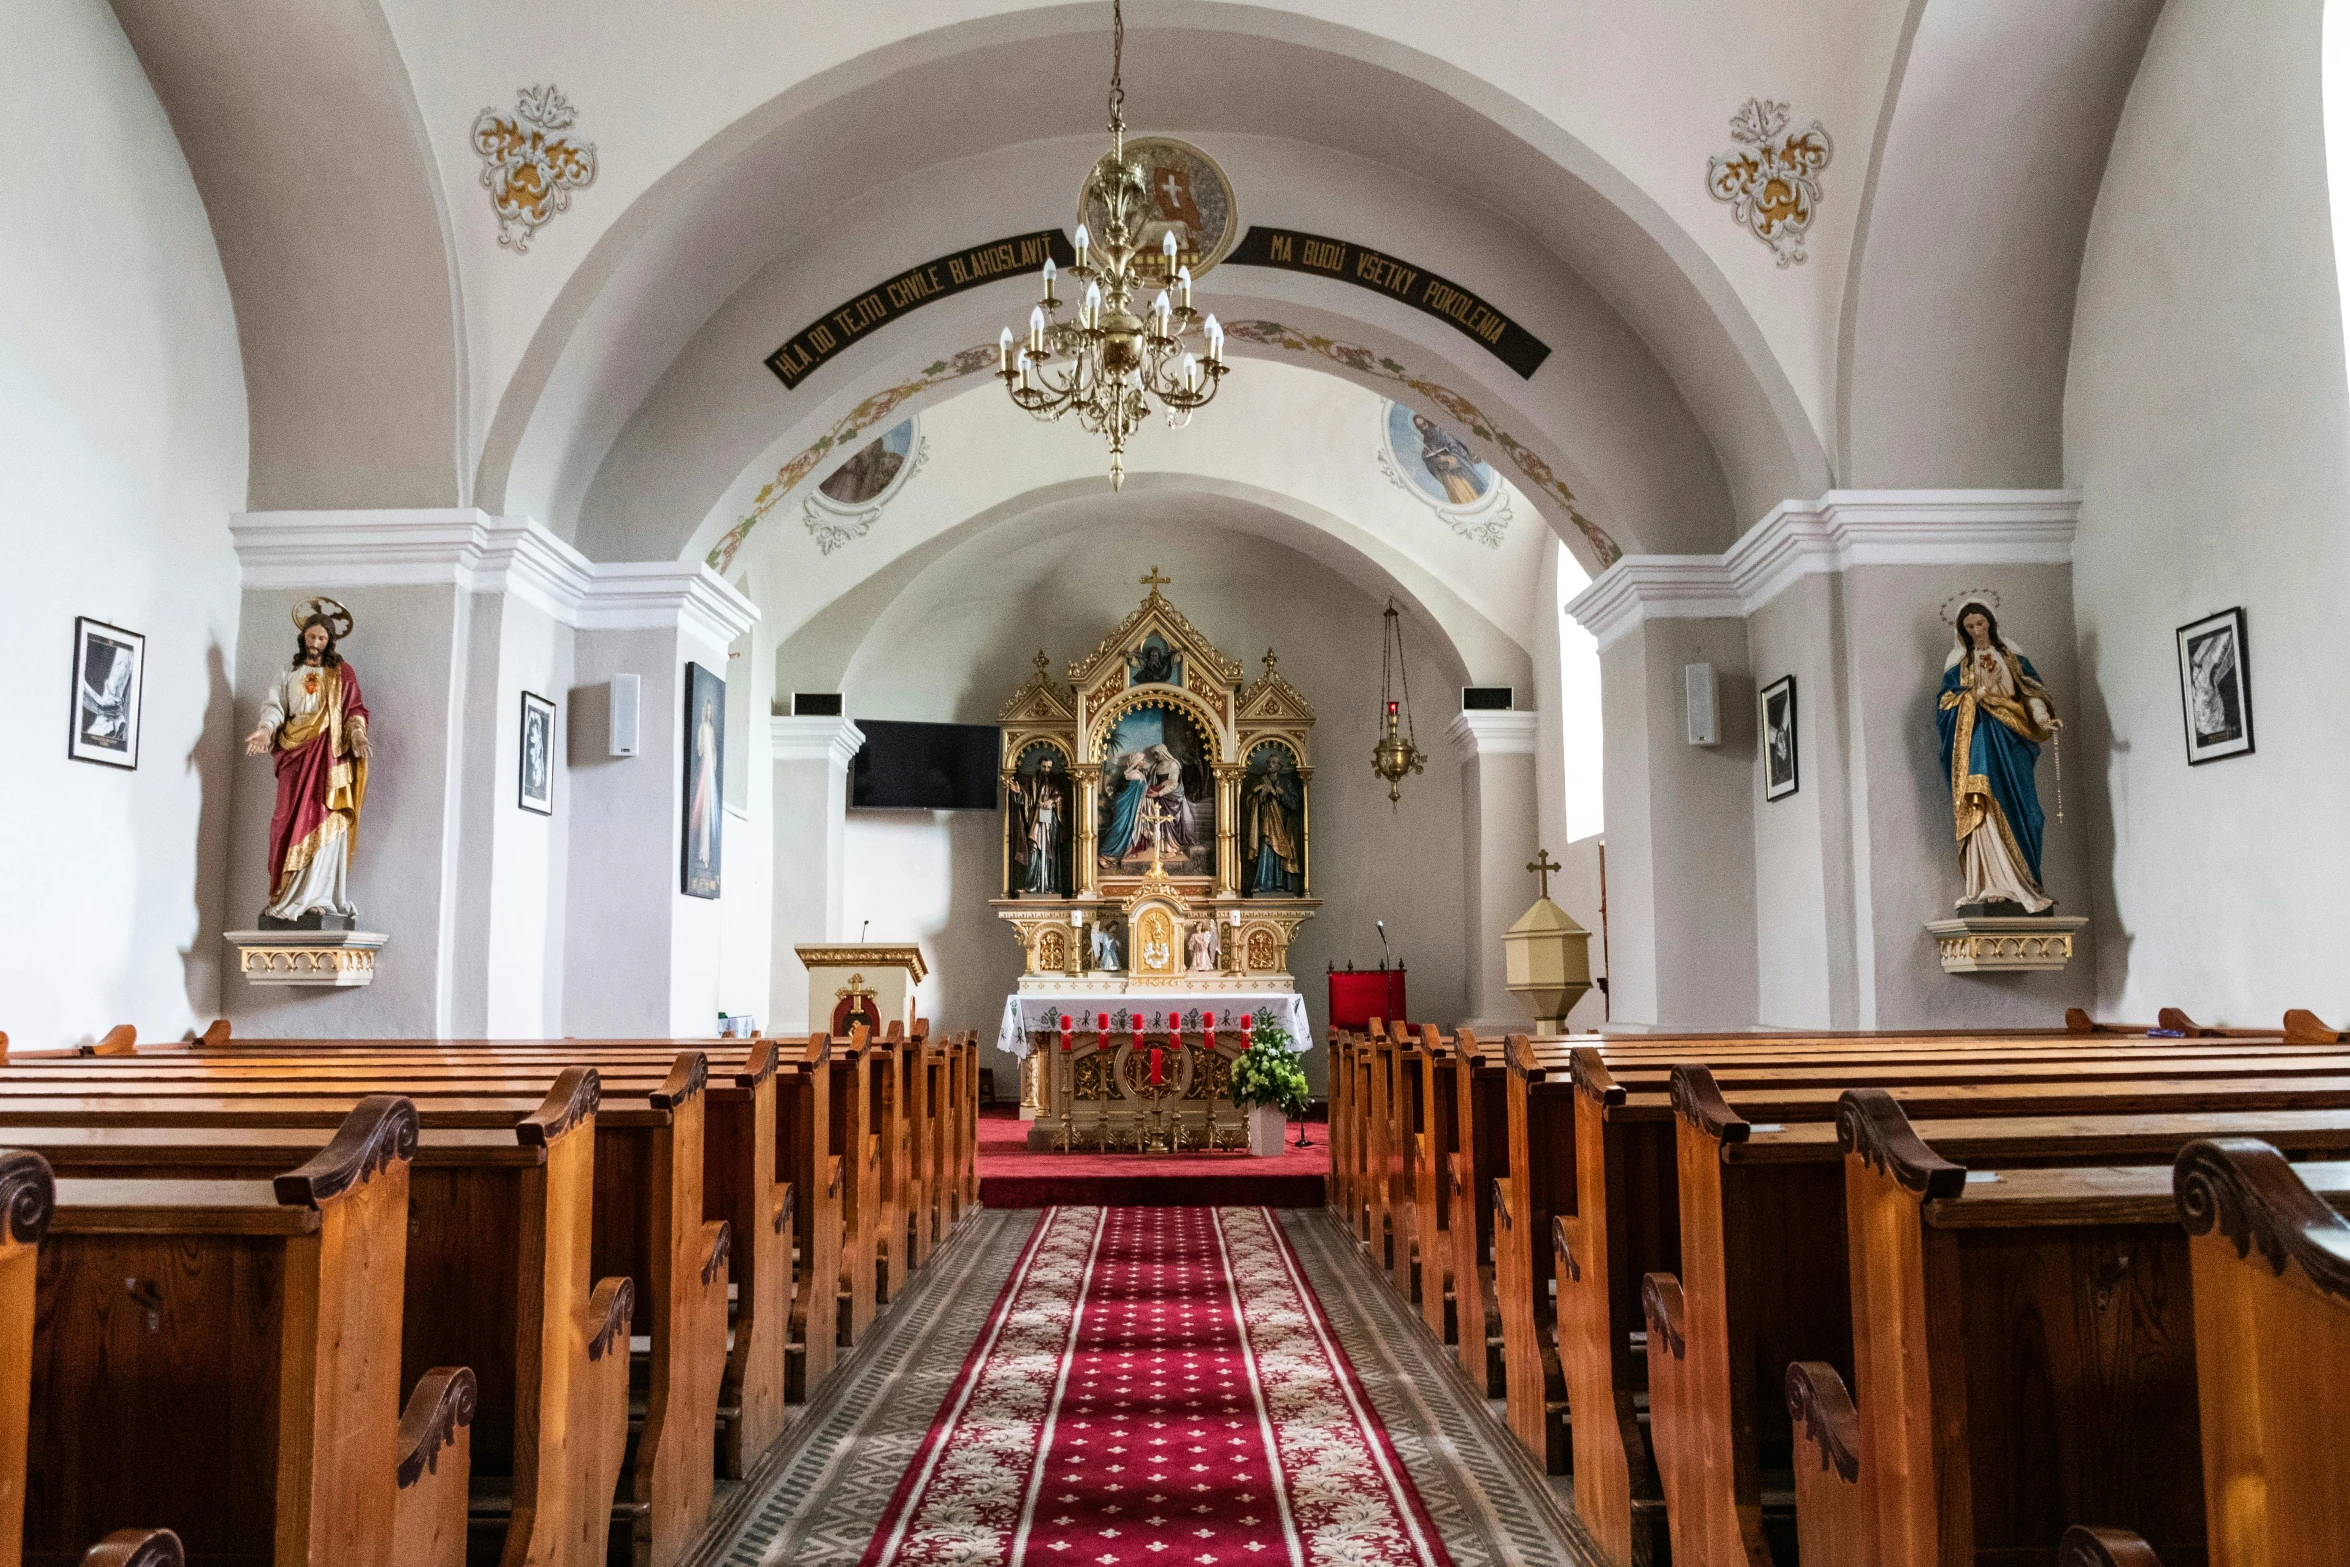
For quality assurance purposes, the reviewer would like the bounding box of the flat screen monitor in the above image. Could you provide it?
[850,719,1000,810]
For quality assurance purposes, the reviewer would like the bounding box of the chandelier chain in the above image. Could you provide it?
[1109,0,1125,125]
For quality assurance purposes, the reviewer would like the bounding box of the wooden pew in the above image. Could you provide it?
[829,1029,878,1343]
[24,1098,483,1567]
[2172,1136,2350,1566]
[0,1150,46,1567]
[778,1034,840,1398]
[1410,1025,1458,1345]
[0,1068,643,1567]
[1444,1028,1510,1396]
[1788,1095,2350,1566]
[1388,1022,1427,1305]
[87,1035,810,1471]
[1327,1030,1355,1235]
[1522,1033,2350,1563]
[1498,1035,1574,1473]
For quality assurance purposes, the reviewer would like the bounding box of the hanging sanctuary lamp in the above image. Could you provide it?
[1372,598,1425,805]
[997,0,1230,490]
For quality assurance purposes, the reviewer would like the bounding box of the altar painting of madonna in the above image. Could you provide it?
[1097,703,1214,875]
[1242,742,1304,895]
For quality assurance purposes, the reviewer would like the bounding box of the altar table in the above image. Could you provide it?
[996,990,1312,1059]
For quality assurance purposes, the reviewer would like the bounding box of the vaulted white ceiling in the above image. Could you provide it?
[110,0,2165,570]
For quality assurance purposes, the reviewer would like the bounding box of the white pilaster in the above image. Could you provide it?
[769,716,865,1033]
[1447,710,1542,1034]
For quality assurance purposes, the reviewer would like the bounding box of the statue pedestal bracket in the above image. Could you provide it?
[224,929,389,988]
[1925,915,2087,974]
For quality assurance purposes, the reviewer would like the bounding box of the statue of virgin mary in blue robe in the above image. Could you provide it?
[1936,602,2059,912]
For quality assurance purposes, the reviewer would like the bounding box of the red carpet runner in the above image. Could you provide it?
[861,1206,1453,1567]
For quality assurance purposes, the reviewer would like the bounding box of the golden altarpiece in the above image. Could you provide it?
[992,574,1318,1149]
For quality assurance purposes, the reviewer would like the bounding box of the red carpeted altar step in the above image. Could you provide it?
[974,1106,1329,1208]
[860,1204,1452,1567]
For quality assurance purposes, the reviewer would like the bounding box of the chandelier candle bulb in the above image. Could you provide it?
[1083,280,1102,328]
[1029,307,1046,354]
[1178,264,1193,309]
[1042,257,1057,303]
[999,326,1013,375]
[1074,223,1090,268]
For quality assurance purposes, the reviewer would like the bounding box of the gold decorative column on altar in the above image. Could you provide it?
[993,571,1321,1143]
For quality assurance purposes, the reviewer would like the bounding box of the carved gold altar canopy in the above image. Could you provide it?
[994,573,1319,993]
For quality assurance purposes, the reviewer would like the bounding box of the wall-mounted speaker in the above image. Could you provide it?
[793,692,844,716]
[1684,662,1719,747]
[609,672,641,757]
[1461,686,1514,711]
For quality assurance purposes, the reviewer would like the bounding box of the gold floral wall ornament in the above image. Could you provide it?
[472,84,597,253]
[1706,99,1833,267]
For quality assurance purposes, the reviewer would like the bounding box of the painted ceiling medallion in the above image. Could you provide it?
[1376,400,1511,548]
[802,417,927,555]
[472,84,597,253]
[1706,98,1832,267]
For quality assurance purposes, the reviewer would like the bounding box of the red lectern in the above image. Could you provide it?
[1328,967,1407,1031]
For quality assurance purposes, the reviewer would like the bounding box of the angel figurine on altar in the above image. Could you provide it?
[1187,919,1220,973]
[1089,921,1122,972]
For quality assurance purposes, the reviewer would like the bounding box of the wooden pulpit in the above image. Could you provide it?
[795,944,928,1036]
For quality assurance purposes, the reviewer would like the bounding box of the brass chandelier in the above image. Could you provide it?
[997,0,1229,490]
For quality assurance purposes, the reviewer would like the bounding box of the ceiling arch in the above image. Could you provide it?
[776,482,1494,717]
[468,6,1831,560]
[724,360,1548,688]
[1836,0,2163,486]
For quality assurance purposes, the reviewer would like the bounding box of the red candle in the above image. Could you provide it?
[1133,1015,1145,1053]
[1203,1010,1217,1052]
[1149,1046,1164,1085]
[1096,1012,1109,1050]
[1059,1013,1073,1053]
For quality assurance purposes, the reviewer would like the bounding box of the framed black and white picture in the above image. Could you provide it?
[69,617,145,769]
[1760,674,1798,801]
[681,661,725,898]
[2176,606,2252,764]
[518,690,556,814]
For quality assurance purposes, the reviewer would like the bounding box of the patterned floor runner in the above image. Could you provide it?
[861,1205,1453,1567]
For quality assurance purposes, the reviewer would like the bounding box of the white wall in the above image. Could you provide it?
[0,0,246,1049]
[2067,0,2350,1026]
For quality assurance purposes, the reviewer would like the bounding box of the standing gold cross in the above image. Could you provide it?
[1527,849,1562,902]
[1139,566,1172,591]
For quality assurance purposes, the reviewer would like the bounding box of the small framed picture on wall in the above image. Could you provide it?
[518,690,556,814]
[69,617,145,769]
[2176,606,2253,764]
[1760,673,1798,800]
[680,661,725,899]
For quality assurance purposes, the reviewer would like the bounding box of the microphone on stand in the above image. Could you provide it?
[861,920,870,942]
[1376,920,1391,969]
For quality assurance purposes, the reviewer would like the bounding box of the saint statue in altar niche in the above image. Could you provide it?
[1242,742,1305,896]
[1008,743,1071,895]
[1097,701,1215,875]
[1936,601,2060,913]
[1187,918,1220,973]
[1089,921,1122,971]
[243,598,370,927]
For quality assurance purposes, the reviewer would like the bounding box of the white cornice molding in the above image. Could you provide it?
[1446,709,1540,761]
[770,716,866,769]
[1564,489,2079,650]
[576,562,758,647]
[229,510,756,641]
[1563,558,1743,651]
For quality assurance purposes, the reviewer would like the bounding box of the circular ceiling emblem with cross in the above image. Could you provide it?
[1078,136,1240,279]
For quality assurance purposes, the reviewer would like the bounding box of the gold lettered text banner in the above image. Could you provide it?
[764,229,1078,390]
[1223,227,1550,378]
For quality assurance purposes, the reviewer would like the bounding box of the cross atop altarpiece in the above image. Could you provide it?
[1139,566,1172,595]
